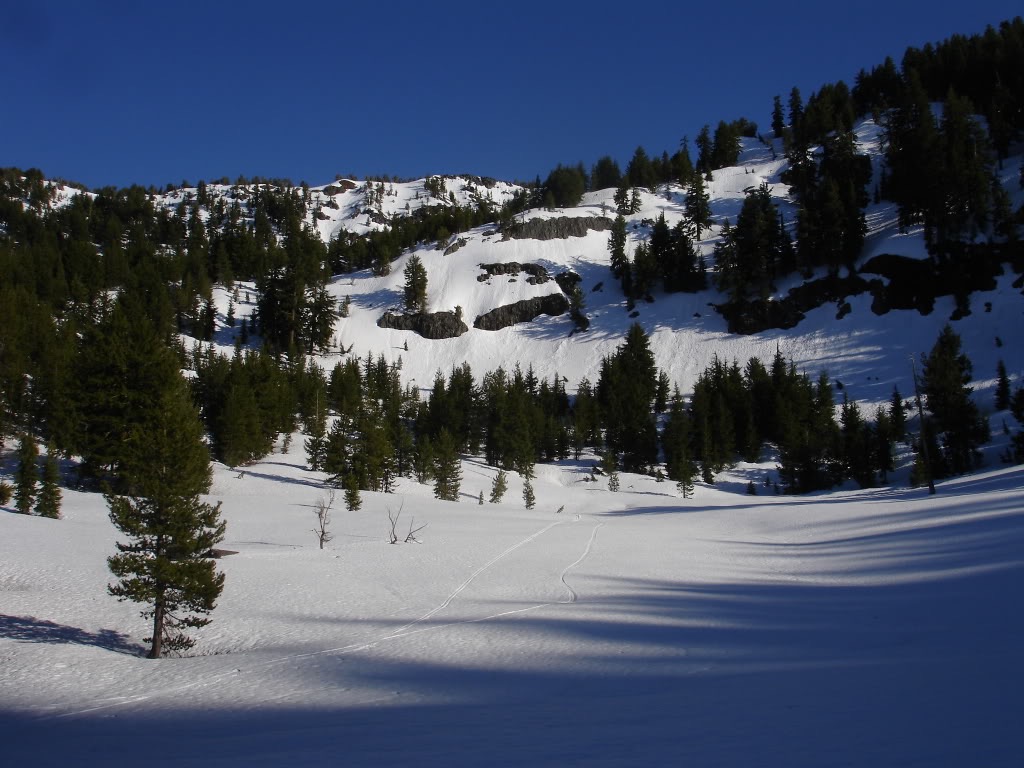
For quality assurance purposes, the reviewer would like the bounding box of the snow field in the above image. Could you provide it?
[3,445,1023,766]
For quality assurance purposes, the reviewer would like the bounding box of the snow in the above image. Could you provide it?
[3,449,1023,766]
[4,114,1024,764]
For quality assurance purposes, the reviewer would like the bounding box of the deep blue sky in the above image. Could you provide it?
[3,1,1021,190]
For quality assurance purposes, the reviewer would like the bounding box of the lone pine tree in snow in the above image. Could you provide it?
[106,350,226,659]
[403,254,428,313]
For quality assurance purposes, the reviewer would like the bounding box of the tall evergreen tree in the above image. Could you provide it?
[14,433,38,515]
[996,360,1011,411]
[608,215,629,282]
[920,325,989,476]
[403,254,428,314]
[432,429,461,502]
[35,446,62,519]
[106,369,226,659]
[684,173,711,240]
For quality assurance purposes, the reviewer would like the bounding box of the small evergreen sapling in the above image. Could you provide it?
[523,477,536,510]
[489,469,508,503]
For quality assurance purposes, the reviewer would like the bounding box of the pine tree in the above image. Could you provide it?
[14,433,38,515]
[35,447,62,519]
[403,254,428,314]
[890,386,907,440]
[608,215,629,280]
[568,283,588,332]
[522,477,536,509]
[304,409,328,471]
[921,325,989,476]
[432,429,461,502]
[684,173,711,240]
[489,468,508,503]
[106,371,226,659]
[343,472,362,512]
[771,94,785,137]
[996,360,1011,411]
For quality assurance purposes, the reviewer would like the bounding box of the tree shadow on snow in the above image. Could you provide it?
[0,613,142,655]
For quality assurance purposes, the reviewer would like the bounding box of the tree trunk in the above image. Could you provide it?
[148,600,164,659]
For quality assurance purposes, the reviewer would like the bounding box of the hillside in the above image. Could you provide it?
[172,120,1023,414]
[4,19,1024,766]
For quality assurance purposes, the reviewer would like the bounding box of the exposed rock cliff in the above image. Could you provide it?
[500,216,612,241]
[473,294,570,331]
[377,310,468,339]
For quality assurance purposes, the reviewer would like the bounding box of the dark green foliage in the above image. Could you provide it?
[663,391,696,498]
[890,386,907,440]
[717,185,790,301]
[873,405,896,483]
[14,432,38,514]
[590,156,622,191]
[403,254,428,313]
[304,409,328,471]
[432,429,461,502]
[106,368,225,659]
[597,324,659,473]
[840,395,875,488]
[193,349,291,467]
[626,147,657,192]
[522,477,536,509]
[542,164,587,208]
[568,283,588,332]
[1011,387,1024,463]
[36,447,62,519]
[608,215,629,283]
[489,468,508,503]
[684,173,711,241]
[343,472,362,512]
[695,125,713,177]
[920,325,989,476]
[996,360,1011,411]
[710,118,756,170]
[771,95,785,137]
[789,129,870,276]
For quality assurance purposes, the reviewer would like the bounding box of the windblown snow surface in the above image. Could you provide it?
[3,123,1024,765]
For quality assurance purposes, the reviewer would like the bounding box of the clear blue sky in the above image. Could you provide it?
[2,1,1021,190]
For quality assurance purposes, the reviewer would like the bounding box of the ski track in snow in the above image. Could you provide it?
[45,517,606,721]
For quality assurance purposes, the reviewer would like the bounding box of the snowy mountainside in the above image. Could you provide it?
[155,173,524,241]
[194,118,1024,414]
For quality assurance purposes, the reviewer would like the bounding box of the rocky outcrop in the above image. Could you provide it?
[554,270,582,294]
[322,180,357,195]
[501,216,612,241]
[377,310,468,339]
[715,273,871,335]
[715,245,1022,334]
[477,262,551,284]
[473,294,570,331]
[443,237,468,255]
[476,264,583,292]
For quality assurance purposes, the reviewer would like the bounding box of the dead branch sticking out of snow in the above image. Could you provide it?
[312,490,335,550]
[387,503,427,544]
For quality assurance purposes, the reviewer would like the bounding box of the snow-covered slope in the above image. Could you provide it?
[3,117,1024,766]
[190,121,1024,416]
[2,446,1022,766]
